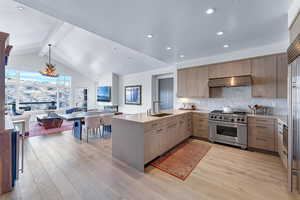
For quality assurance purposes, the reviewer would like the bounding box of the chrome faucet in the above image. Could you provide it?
[152,100,160,114]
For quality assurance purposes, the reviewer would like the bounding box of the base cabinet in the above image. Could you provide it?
[248,117,276,152]
[144,113,192,164]
[192,113,209,139]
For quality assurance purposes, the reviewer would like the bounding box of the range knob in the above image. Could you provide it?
[231,119,234,122]
[237,118,240,121]
[240,118,244,121]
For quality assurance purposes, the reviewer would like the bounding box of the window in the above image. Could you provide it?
[5,69,72,111]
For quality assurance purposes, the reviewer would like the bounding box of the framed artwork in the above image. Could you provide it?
[125,85,142,105]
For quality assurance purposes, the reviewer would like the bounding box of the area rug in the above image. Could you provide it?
[28,120,73,137]
[150,140,211,181]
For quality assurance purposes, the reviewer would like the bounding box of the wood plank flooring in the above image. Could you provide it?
[1,131,300,200]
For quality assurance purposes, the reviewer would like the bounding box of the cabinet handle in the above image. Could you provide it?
[167,124,177,128]
[256,125,267,129]
[256,137,267,142]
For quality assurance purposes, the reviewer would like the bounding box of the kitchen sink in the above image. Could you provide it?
[151,113,173,117]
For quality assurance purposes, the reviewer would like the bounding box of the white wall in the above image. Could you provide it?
[7,53,97,109]
[96,72,119,107]
[119,66,176,114]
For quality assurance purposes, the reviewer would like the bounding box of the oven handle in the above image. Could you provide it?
[208,120,247,127]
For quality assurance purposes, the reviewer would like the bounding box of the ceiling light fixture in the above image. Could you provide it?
[147,34,153,38]
[223,44,229,48]
[17,6,24,11]
[180,54,185,58]
[217,31,224,36]
[39,44,59,77]
[206,8,215,15]
[166,46,172,50]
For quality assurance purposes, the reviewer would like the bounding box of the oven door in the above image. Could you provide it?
[209,121,247,146]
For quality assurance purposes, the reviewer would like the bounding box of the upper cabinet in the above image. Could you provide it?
[177,66,209,98]
[177,68,188,97]
[276,53,288,98]
[251,54,288,98]
[251,55,277,98]
[208,59,251,78]
[177,53,288,99]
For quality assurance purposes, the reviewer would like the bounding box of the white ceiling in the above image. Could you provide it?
[15,0,291,63]
[1,0,291,79]
[0,0,167,80]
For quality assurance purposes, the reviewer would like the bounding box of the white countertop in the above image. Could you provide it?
[113,109,209,123]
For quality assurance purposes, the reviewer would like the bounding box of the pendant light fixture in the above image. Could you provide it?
[39,44,59,77]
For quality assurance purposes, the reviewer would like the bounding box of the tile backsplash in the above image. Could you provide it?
[176,86,288,115]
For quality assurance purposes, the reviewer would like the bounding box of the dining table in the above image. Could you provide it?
[58,111,115,140]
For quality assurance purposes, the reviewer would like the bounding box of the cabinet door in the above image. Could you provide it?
[144,130,161,163]
[195,67,209,98]
[177,69,188,97]
[251,55,277,98]
[276,53,288,98]
[166,122,178,150]
[248,124,275,151]
[208,59,251,78]
[178,67,209,98]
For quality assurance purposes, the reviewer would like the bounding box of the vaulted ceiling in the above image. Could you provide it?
[1,0,292,79]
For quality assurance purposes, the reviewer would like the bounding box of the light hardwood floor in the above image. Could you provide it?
[1,131,300,200]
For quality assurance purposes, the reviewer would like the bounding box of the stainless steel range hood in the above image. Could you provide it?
[208,75,252,88]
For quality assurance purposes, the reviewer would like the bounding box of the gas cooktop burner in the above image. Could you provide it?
[209,110,248,124]
[210,110,247,115]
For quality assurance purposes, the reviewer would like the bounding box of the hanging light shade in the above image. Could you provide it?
[39,44,59,77]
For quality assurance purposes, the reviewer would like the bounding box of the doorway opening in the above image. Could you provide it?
[152,73,174,112]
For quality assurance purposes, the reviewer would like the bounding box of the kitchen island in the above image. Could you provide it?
[112,110,199,171]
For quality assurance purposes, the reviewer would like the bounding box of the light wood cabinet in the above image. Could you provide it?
[144,129,162,164]
[144,113,192,164]
[192,113,208,139]
[208,59,251,78]
[177,67,209,98]
[251,55,277,98]
[248,117,276,152]
[276,53,288,98]
[177,69,188,97]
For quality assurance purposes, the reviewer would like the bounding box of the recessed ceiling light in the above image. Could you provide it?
[223,44,229,48]
[17,6,25,11]
[166,46,172,50]
[180,54,185,58]
[147,34,153,38]
[206,8,215,15]
[217,31,224,36]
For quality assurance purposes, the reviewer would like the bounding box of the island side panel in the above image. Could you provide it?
[112,118,145,171]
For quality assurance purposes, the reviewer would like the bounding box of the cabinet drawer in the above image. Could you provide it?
[193,127,208,138]
[248,125,275,151]
[144,121,164,132]
[193,118,208,126]
[248,117,275,126]
[192,113,208,119]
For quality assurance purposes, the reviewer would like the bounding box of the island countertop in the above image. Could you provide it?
[112,109,209,123]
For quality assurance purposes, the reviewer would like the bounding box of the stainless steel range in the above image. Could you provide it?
[208,110,248,149]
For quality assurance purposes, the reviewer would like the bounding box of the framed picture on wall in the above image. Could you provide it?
[125,85,142,105]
